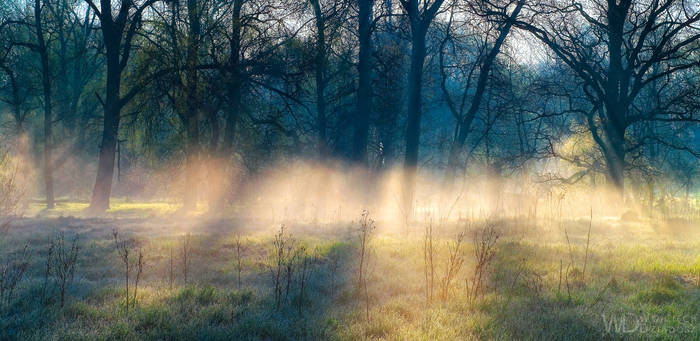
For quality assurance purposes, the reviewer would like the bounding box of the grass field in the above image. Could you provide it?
[1,202,699,340]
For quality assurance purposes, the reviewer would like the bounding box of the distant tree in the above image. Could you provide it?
[48,0,101,178]
[3,0,56,208]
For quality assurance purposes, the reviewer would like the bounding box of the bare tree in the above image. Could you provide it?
[440,0,524,181]
[510,0,700,194]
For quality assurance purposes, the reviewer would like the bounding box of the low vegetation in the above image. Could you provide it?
[0,206,698,340]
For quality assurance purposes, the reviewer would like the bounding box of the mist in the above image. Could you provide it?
[1,0,699,339]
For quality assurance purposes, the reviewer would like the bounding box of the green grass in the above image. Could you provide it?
[1,204,699,340]
[27,199,181,217]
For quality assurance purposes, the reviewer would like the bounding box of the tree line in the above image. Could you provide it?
[1,0,698,212]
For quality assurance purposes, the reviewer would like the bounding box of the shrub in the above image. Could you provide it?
[233,233,245,288]
[0,244,30,305]
[268,224,298,309]
[181,233,192,285]
[42,232,80,307]
[467,221,501,302]
[112,229,145,313]
[439,230,466,301]
[357,210,375,322]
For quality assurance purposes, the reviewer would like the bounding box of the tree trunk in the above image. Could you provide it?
[601,1,627,196]
[90,106,119,212]
[311,0,327,159]
[207,105,220,152]
[402,25,427,216]
[89,39,121,213]
[602,124,625,193]
[222,0,243,155]
[444,116,472,180]
[223,78,240,154]
[35,0,55,209]
[183,117,200,210]
[351,0,372,165]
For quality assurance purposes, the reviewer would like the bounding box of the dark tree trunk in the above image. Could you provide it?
[35,0,54,209]
[373,0,401,172]
[600,112,626,193]
[374,56,401,171]
[222,0,243,155]
[89,34,121,212]
[402,25,427,213]
[56,0,69,126]
[183,117,200,210]
[600,2,628,195]
[311,0,327,159]
[351,0,372,165]
[223,78,240,154]
[607,139,625,191]
[207,105,220,152]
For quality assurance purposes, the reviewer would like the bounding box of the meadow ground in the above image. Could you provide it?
[1,200,699,340]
